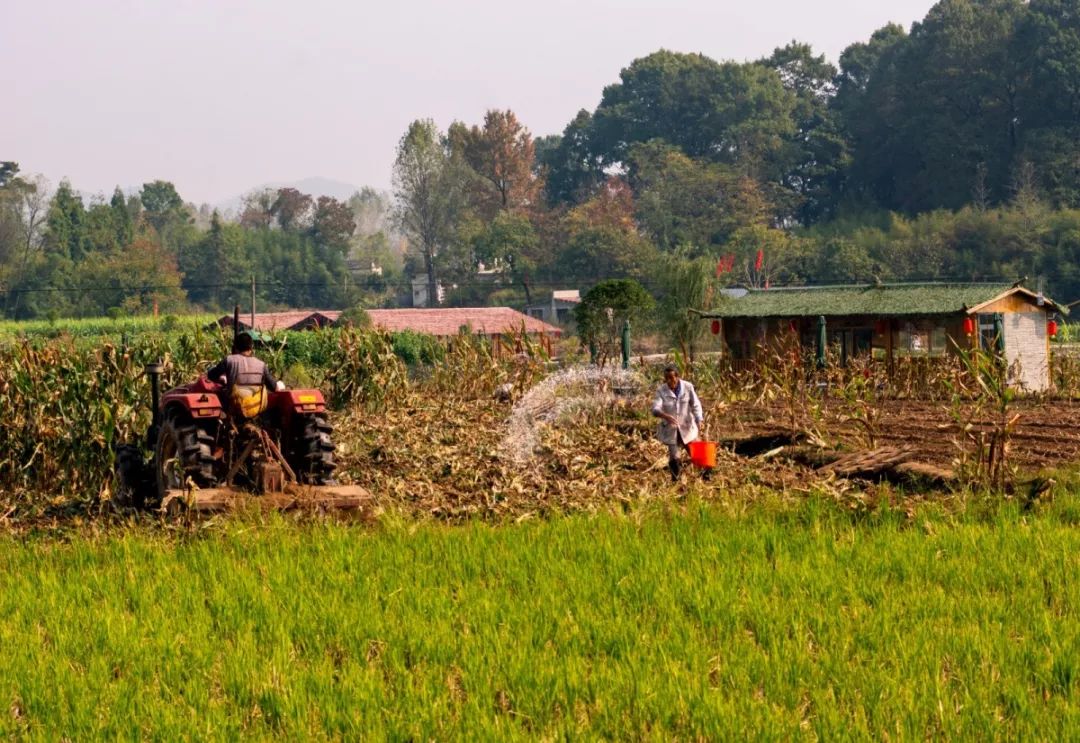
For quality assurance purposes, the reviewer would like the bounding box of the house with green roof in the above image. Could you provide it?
[700,282,1068,391]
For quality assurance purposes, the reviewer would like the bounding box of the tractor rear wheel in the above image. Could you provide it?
[291,414,337,485]
[155,412,217,500]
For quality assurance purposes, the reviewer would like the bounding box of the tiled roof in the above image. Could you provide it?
[366,307,562,337]
[215,311,341,332]
[702,283,1068,318]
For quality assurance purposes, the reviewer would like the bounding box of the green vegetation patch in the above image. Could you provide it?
[704,282,1026,319]
[2,501,1080,739]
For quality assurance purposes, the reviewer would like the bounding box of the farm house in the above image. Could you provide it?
[701,282,1069,391]
[365,307,562,357]
[211,310,341,333]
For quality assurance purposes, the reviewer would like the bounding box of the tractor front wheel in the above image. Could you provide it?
[155,412,217,501]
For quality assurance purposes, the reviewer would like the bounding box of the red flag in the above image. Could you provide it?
[716,254,736,277]
[754,250,764,272]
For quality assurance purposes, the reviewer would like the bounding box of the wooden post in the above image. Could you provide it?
[250,275,256,330]
[886,319,895,377]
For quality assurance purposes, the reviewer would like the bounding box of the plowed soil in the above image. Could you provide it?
[715,398,1080,471]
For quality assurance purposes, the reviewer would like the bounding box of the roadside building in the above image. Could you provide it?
[365,307,562,357]
[700,282,1068,391]
[411,275,447,308]
[524,290,581,326]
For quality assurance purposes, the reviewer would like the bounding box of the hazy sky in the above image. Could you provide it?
[3,0,936,205]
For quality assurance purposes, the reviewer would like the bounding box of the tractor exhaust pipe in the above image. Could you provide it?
[145,362,164,430]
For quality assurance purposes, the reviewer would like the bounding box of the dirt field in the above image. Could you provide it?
[326,388,1080,523]
[717,398,1080,472]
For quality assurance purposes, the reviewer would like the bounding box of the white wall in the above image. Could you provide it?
[1004,311,1049,392]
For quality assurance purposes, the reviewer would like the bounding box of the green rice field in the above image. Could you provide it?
[2,497,1079,740]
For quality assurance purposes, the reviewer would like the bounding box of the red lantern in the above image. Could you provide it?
[963,316,975,335]
[710,319,720,335]
[1048,320,1058,337]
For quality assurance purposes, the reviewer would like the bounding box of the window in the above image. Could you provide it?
[894,322,950,357]
[529,309,544,320]
[556,308,569,323]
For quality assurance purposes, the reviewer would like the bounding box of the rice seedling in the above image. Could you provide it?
[3,499,1080,739]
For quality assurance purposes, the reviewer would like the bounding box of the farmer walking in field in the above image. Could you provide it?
[651,363,709,482]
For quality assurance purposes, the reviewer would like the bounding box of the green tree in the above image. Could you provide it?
[628,141,770,253]
[836,2,1032,212]
[574,278,655,367]
[537,109,606,206]
[1013,0,1080,207]
[590,50,796,179]
[392,119,467,306]
[557,177,659,281]
[77,237,188,315]
[139,180,186,234]
[760,42,850,223]
[655,253,719,365]
[186,212,250,309]
[109,187,133,247]
[469,211,541,303]
[311,196,356,253]
[43,180,88,261]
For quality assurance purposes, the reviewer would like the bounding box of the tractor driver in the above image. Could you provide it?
[207,332,285,418]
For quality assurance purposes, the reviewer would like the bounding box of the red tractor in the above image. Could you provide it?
[114,362,367,512]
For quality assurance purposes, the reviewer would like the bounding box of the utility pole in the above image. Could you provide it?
[250,275,256,330]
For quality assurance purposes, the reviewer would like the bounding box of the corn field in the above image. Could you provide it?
[2,327,1079,524]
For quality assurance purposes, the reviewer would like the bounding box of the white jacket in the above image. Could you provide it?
[652,380,704,446]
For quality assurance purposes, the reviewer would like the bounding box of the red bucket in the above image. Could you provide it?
[688,440,717,469]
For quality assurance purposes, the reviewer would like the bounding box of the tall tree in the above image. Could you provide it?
[760,42,849,223]
[270,187,314,232]
[186,212,249,309]
[239,189,275,230]
[655,254,719,365]
[452,109,542,219]
[1014,0,1080,207]
[311,196,356,253]
[537,110,606,206]
[837,2,1032,212]
[139,180,186,234]
[589,50,796,180]
[109,187,133,247]
[43,180,88,261]
[392,119,466,307]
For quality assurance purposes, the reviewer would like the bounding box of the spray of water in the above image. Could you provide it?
[502,365,649,464]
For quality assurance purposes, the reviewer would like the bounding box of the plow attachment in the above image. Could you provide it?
[160,483,373,515]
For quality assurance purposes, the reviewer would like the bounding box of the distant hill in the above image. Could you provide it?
[214,177,362,216]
